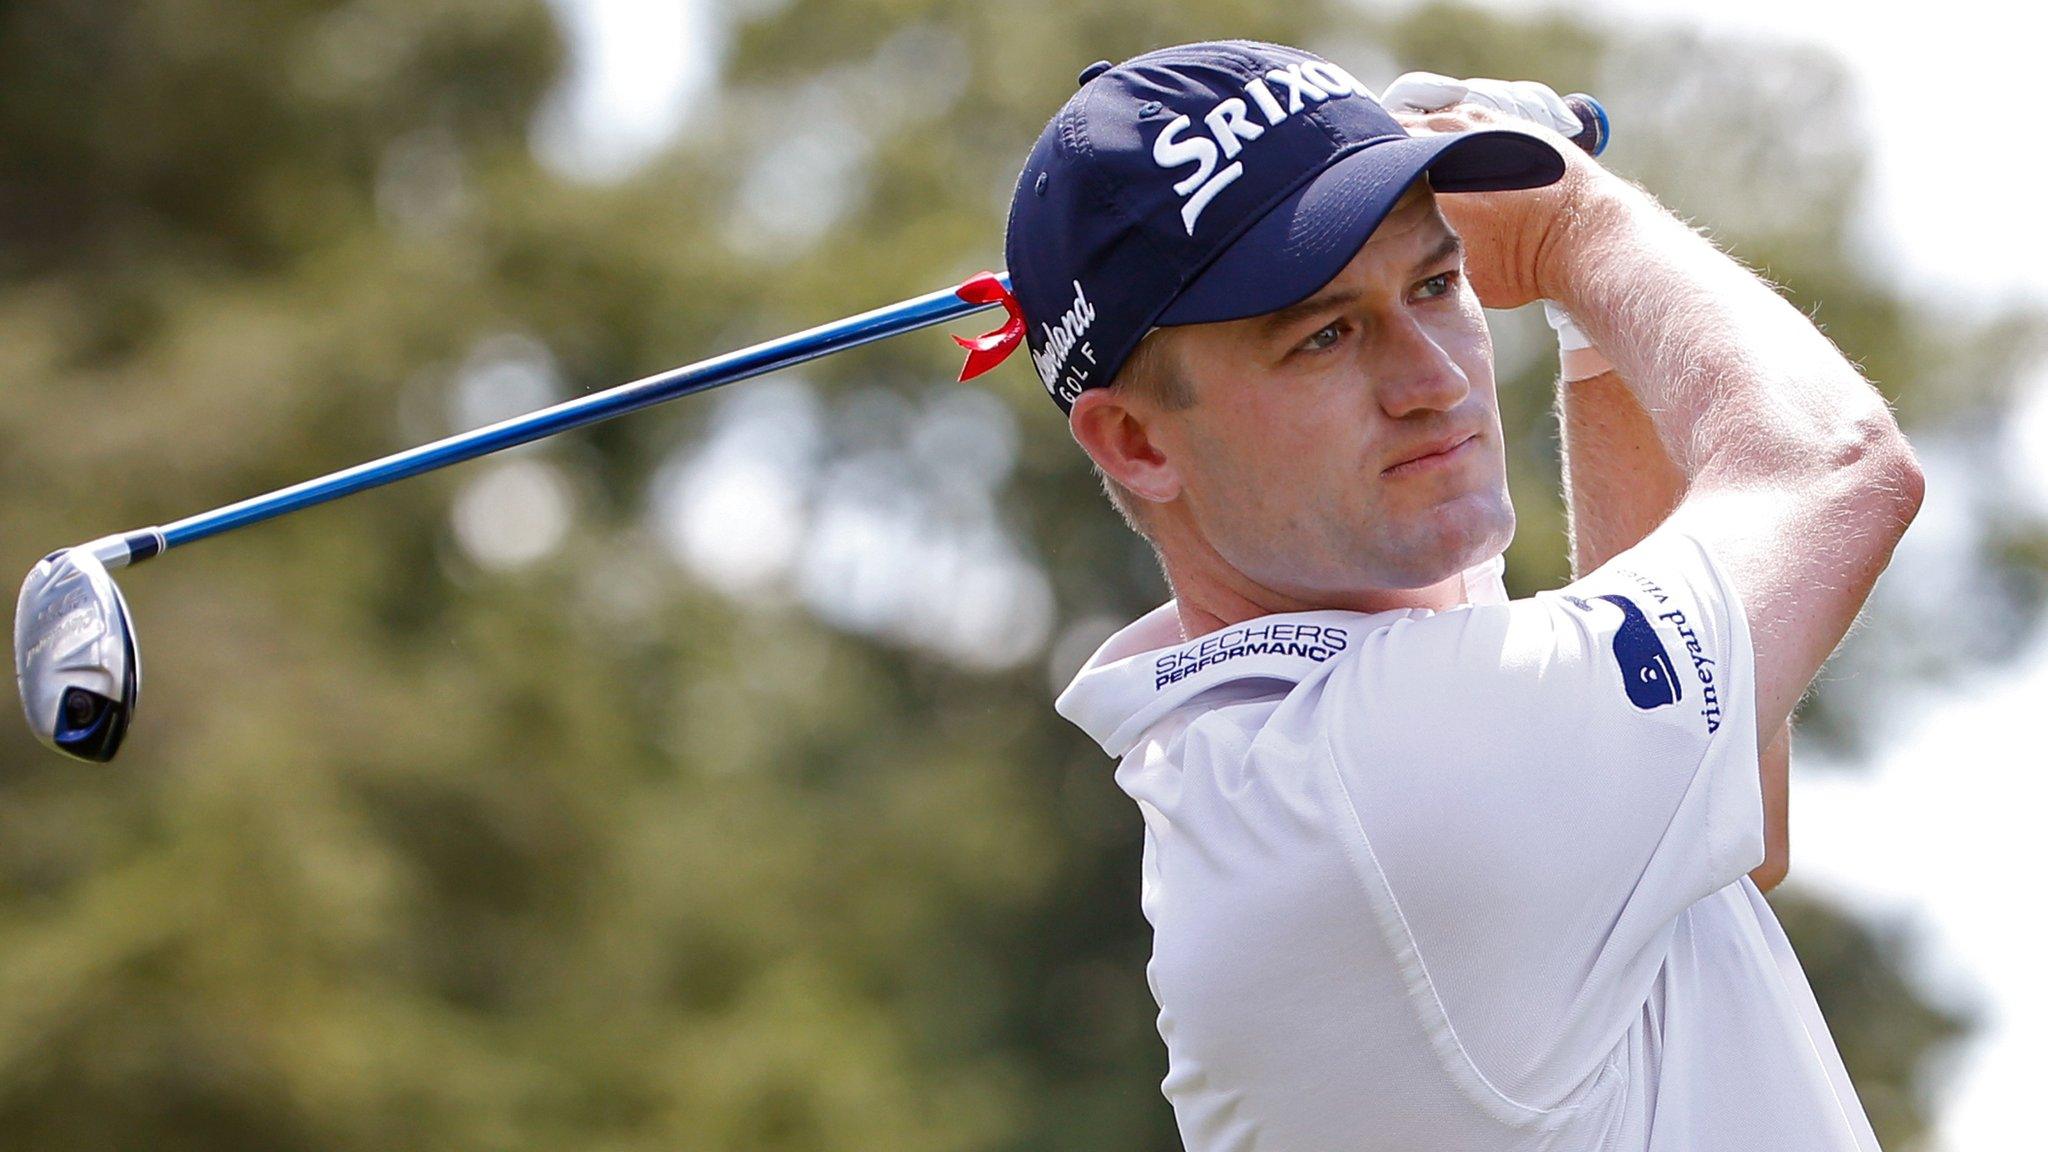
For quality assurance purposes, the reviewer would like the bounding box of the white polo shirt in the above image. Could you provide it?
[1056,525,1879,1151]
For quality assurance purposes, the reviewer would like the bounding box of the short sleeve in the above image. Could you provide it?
[1320,523,1763,1106]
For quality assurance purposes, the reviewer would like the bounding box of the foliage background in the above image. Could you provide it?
[2,1,2032,1148]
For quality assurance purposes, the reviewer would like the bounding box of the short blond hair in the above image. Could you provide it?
[1094,326,1194,539]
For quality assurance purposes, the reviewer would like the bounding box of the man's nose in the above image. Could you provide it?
[1372,317,1470,418]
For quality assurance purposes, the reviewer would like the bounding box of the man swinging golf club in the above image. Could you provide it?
[5,31,1915,1149]
[1006,40,1918,1150]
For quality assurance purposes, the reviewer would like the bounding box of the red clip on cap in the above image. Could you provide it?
[953,271,1025,382]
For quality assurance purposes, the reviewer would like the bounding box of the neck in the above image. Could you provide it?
[1157,532,1471,640]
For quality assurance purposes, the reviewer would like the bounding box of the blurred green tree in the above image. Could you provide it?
[0,0,2007,1149]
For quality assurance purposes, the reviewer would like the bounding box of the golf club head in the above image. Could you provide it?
[14,547,140,762]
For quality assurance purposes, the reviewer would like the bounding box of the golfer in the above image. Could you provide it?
[996,41,1919,1150]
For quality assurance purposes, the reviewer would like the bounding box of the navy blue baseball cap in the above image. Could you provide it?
[1003,40,1566,412]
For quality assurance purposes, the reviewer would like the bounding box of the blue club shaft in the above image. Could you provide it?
[104,275,1012,566]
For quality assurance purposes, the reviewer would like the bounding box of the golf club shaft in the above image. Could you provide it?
[86,275,1012,570]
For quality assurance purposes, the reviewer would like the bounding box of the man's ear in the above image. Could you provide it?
[1070,388,1182,504]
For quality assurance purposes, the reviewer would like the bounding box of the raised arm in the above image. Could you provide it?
[1550,197,1920,761]
[1424,98,1926,761]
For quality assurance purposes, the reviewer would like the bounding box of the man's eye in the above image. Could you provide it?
[1299,322,1346,353]
[1415,271,1458,300]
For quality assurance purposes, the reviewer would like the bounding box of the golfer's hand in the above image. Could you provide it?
[1383,72,1607,309]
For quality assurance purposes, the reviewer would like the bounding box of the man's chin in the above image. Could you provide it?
[1191,494,1514,610]
[1371,498,1514,587]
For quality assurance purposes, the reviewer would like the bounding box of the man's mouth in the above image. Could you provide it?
[1382,433,1478,477]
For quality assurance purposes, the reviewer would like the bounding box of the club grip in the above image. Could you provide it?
[1564,93,1609,157]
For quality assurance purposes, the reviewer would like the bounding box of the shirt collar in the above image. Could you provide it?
[1055,555,1507,757]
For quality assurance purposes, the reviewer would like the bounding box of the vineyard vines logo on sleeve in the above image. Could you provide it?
[1151,60,1368,234]
[1564,593,1682,711]
[1152,621,1349,689]
[1565,565,1726,735]
[1031,278,1097,403]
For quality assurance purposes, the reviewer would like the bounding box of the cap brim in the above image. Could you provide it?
[1157,128,1564,326]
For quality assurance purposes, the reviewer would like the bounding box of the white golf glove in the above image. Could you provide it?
[1380,71,1582,138]
[1382,71,1609,377]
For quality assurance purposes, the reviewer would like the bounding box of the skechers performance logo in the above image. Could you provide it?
[1152,60,1367,234]
[1032,278,1097,403]
[1153,622,1349,689]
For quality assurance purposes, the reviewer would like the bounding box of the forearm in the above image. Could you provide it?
[1557,370,1685,576]
[1559,367,1791,892]
[1545,180,1908,485]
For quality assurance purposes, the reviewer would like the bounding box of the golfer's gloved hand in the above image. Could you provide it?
[1380,72,1582,138]
[1383,71,1609,375]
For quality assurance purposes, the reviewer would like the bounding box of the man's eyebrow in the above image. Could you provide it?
[1412,230,1464,276]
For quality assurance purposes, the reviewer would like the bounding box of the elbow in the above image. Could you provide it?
[1871,432,1927,533]
[1833,416,1926,533]
[1886,437,1928,523]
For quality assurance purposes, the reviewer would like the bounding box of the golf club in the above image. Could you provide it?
[14,95,1608,763]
